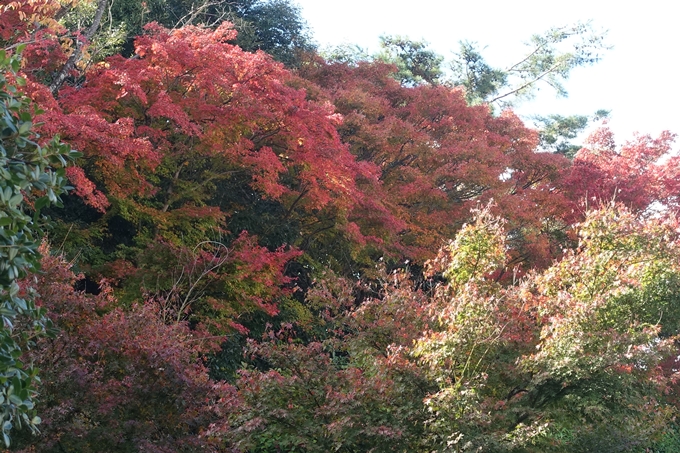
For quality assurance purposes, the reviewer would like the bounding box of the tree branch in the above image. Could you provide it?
[504,42,547,73]
[49,0,107,96]
[488,62,562,104]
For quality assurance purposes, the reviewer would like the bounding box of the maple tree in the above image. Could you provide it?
[0,1,67,45]
[4,4,680,451]
[561,126,680,217]
[19,21,385,336]
[12,245,234,452]
[51,21,366,222]
[228,268,432,452]
[129,232,302,338]
[297,57,573,269]
[234,204,680,452]
[1,0,104,92]
[413,204,680,451]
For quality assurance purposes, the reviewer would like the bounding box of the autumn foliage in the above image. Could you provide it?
[12,245,233,452]
[3,2,680,451]
[297,58,575,268]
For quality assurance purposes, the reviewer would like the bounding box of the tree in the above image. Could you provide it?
[230,0,316,67]
[7,2,680,450]
[225,203,680,452]
[0,48,79,446]
[298,57,572,268]
[450,41,507,104]
[561,126,680,217]
[22,22,387,344]
[376,35,444,86]
[450,21,609,107]
[104,0,315,66]
[0,1,68,48]
[413,204,680,451]
[229,268,431,452]
[48,0,107,95]
[0,0,114,94]
[320,43,371,66]
[531,110,609,157]
[12,245,234,452]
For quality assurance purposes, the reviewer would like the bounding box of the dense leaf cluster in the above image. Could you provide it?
[0,47,79,447]
[2,2,680,452]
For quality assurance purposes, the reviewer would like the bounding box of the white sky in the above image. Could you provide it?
[295,0,678,145]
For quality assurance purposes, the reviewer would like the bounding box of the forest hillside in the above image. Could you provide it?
[1,1,680,451]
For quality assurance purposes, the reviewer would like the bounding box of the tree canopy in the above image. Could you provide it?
[2,2,680,451]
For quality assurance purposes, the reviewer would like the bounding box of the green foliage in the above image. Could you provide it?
[648,425,680,453]
[411,204,680,452]
[58,0,128,64]
[101,0,315,65]
[320,43,370,66]
[377,35,444,86]
[513,206,680,450]
[450,21,609,107]
[429,203,507,287]
[0,48,79,446]
[450,41,508,105]
[231,269,431,452]
[232,0,316,67]
[532,110,609,157]
[108,0,175,36]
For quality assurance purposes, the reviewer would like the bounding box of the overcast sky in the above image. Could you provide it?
[295,0,677,145]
